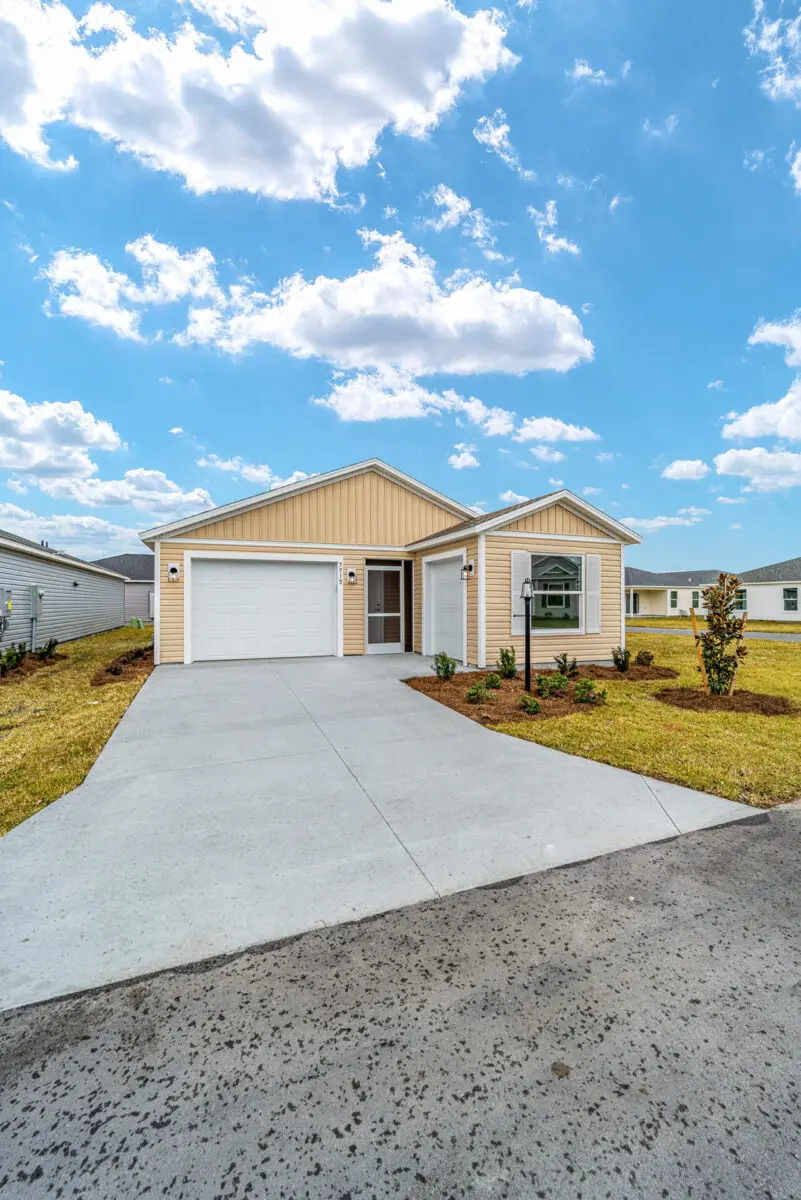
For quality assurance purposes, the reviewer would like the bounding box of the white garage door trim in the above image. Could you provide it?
[183,551,344,664]
[422,547,467,663]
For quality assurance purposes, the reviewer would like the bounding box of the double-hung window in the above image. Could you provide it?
[529,554,583,631]
[784,587,798,612]
[692,590,700,609]
[734,589,747,611]
[670,590,678,610]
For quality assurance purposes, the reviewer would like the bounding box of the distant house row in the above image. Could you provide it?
[0,527,154,651]
[625,557,801,621]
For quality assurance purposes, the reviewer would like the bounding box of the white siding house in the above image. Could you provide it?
[626,558,801,621]
[92,553,154,623]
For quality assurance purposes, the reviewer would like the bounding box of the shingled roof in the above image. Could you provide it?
[739,557,801,584]
[625,567,725,587]
[92,553,154,581]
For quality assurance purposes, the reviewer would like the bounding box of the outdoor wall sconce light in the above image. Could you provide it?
[460,560,475,581]
[520,578,533,692]
[167,562,180,582]
[346,568,358,585]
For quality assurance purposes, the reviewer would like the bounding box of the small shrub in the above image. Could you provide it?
[520,693,541,715]
[612,645,631,673]
[484,672,502,690]
[537,671,568,698]
[496,647,517,679]
[634,649,654,667]
[574,678,607,705]
[698,573,748,695]
[553,652,579,678]
[465,683,490,704]
[432,650,457,681]
[37,638,59,661]
[1,642,26,674]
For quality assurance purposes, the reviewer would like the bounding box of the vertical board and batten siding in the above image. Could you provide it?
[124,581,154,623]
[0,546,124,649]
[501,508,604,537]
[155,470,462,664]
[484,533,623,666]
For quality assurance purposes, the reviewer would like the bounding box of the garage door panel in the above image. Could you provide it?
[191,559,338,662]
[428,558,464,661]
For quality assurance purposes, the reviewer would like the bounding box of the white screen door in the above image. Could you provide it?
[366,566,403,654]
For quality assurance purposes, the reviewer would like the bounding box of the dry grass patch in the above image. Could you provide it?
[495,635,801,808]
[0,625,153,836]
[626,617,801,634]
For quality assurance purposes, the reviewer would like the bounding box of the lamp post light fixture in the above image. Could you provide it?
[520,577,533,692]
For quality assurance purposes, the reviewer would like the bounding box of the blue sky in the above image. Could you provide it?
[1,0,801,570]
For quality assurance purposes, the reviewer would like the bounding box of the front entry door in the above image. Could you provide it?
[366,566,403,654]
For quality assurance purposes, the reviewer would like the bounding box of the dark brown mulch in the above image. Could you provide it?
[91,645,154,688]
[540,664,679,682]
[0,653,68,686]
[405,671,601,724]
[655,687,798,717]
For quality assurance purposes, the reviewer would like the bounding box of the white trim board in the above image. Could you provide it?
[167,538,413,553]
[491,530,617,544]
[181,550,344,665]
[477,533,486,668]
[153,541,161,666]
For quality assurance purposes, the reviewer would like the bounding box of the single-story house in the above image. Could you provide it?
[626,558,800,621]
[92,553,154,623]
[0,526,125,650]
[140,459,641,667]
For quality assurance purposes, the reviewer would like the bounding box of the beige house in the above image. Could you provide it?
[140,460,640,668]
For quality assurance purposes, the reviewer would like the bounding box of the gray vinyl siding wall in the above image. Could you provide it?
[0,546,125,650]
[125,581,154,623]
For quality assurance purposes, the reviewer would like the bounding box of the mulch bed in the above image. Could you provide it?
[655,687,798,717]
[406,671,601,724]
[540,664,679,682]
[0,653,67,686]
[91,645,154,688]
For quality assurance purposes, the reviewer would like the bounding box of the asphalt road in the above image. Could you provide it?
[628,625,801,642]
[1,809,800,1200]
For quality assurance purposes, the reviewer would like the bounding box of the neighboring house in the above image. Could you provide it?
[0,527,125,650]
[92,553,154,623]
[626,558,801,621]
[140,459,641,667]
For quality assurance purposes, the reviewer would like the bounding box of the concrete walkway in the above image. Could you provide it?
[628,624,801,642]
[0,655,755,1011]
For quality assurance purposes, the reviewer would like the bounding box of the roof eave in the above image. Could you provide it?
[0,536,127,579]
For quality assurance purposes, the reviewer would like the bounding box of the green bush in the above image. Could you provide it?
[496,647,517,679]
[553,652,579,678]
[37,638,59,661]
[484,672,502,689]
[432,650,457,680]
[466,684,491,704]
[537,672,568,698]
[634,649,654,667]
[574,678,607,705]
[519,693,541,715]
[0,642,27,674]
[698,573,748,695]
[612,645,631,673]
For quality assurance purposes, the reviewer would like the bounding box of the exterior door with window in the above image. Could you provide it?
[366,566,403,653]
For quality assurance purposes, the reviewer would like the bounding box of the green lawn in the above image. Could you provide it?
[0,625,153,836]
[626,616,801,634]
[496,633,801,808]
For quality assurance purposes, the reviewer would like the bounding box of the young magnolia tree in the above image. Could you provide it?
[697,573,748,695]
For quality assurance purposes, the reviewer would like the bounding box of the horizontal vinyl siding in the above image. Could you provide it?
[125,581,153,622]
[0,546,124,650]
[485,535,623,667]
[499,504,608,538]
[185,471,460,546]
[158,542,413,664]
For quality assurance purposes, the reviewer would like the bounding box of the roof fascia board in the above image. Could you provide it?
[0,537,126,579]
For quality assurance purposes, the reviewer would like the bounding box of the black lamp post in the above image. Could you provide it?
[521,577,533,691]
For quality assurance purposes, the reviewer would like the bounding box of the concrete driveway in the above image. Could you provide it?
[0,654,754,1011]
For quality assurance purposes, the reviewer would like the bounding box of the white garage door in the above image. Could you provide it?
[191,558,338,662]
[428,557,464,661]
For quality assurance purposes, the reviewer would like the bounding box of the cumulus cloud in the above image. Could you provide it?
[449,442,479,469]
[0,386,121,478]
[196,454,308,489]
[425,184,501,259]
[514,416,600,442]
[548,477,564,486]
[661,458,710,480]
[499,489,528,503]
[717,495,746,504]
[0,502,142,558]
[722,378,801,439]
[38,468,214,516]
[749,311,801,364]
[714,446,801,490]
[745,1,801,106]
[622,507,708,533]
[473,109,535,179]
[0,0,515,201]
[528,200,579,255]
[529,445,566,463]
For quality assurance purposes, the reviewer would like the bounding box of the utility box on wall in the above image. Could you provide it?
[30,585,44,619]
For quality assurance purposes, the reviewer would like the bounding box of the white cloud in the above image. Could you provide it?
[730,522,743,530]
[568,59,612,87]
[528,200,579,255]
[0,387,120,478]
[608,193,630,213]
[745,1,801,106]
[169,426,184,435]
[623,508,707,532]
[514,416,600,442]
[581,302,594,315]
[0,0,515,202]
[499,489,528,503]
[0,502,142,558]
[583,486,602,495]
[595,451,615,462]
[383,206,398,220]
[313,367,514,433]
[643,115,678,138]
[679,505,711,517]
[425,184,500,258]
[529,444,566,463]
[749,311,801,364]
[449,442,479,469]
[473,109,535,180]
[707,379,725,390]
[662,458,710,480]
[717,495,746,505]
[744,148,768,171]
[722,377,801,439]
[38,468,213,517]
[714,445,801,490]
[196,454,308,490]
[548,477,564,486]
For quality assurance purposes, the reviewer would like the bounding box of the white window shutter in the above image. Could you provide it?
[511,551,529,636]
[585,554,602,634]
